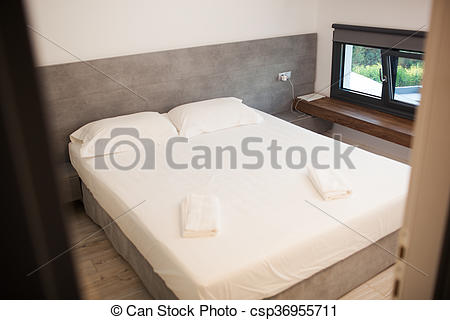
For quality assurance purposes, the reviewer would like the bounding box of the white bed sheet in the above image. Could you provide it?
[69,111,410,299]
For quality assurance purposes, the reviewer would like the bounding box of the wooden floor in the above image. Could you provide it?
[64,201,395,300]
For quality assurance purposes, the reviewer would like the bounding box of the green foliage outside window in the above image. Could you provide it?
[352,63,382,84]
[351,46,381,66]
[395,63,423,87]
[351,46,423,87]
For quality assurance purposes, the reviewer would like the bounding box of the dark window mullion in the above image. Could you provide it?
[339,43,346,87]
[330,42,344,96]
[381,51,391,105]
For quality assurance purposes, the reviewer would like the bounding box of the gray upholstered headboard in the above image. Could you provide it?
[38,33,317,163]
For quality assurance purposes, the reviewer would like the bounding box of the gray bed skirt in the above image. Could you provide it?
[82,182,398,300]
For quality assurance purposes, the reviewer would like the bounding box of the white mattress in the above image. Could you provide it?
[69,111,410,299]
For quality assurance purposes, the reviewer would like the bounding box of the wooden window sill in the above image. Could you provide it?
[295,97,414,147]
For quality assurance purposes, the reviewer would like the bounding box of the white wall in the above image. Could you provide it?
[315,0,432,96]
[25,0,318,66]
[25,0,432,80]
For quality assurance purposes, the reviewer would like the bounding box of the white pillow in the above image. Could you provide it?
[167,97,264,138]
[70,112,178,158]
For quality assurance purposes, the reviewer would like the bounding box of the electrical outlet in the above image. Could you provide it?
[278,71,292,81]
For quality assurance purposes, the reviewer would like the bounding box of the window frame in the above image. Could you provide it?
[386,50,423,109]
[330,42,424,120]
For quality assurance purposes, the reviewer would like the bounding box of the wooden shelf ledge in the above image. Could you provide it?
[295,97,414,147]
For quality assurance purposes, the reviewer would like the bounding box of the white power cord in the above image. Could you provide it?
[288,78,296,112]
[279,73,296,112]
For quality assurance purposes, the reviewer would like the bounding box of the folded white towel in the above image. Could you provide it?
[307,166,352,201]
[181,194,220,238]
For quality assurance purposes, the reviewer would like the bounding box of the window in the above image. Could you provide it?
[331,25,426,120]
[390,54,423,106]
[342,45,382,98]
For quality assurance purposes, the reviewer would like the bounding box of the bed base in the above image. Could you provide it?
[82,182,398,300]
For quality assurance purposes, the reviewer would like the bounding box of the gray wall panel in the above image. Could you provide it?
[38,33,317,163]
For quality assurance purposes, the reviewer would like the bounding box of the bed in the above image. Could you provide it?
[69,110,410,299]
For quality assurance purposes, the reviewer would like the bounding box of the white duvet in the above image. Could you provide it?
[69,111,410,299]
